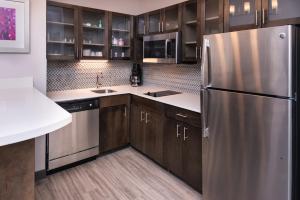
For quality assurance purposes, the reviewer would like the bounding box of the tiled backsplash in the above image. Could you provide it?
[47,61,201,94]
[143,63,200,94]
[47,61,132,92]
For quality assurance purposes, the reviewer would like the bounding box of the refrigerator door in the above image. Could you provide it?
[202,89,292,200]
[202,25,293,98]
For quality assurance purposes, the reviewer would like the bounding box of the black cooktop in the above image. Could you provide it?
[144,90,181,97]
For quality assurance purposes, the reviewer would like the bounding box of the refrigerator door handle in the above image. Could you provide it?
[202,89,209,138]
[201,39,211,88]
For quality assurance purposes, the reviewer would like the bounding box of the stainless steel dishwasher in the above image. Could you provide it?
[47,99,99,171]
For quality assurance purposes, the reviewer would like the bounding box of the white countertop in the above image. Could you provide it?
[0,87,72,146]
[47,85,201,113]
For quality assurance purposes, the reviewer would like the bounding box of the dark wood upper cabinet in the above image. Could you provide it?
[79,8,108,60]
[262,0,300,27]
[163,4,181,32]
[224,0,300,31]
[136,14,147,36]
[224,0,261,31]
[182,0,201,63]
[148,9,163,34]
[47,2,79,61]
[203,0,224,34]
[109,12,133,60]
[99,95,130,153]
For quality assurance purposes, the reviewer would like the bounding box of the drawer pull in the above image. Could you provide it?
[176,113,188,118]
[141,111,145,121]
[146,112,150,124]
[176,124,181,138]
[183,127,188,141]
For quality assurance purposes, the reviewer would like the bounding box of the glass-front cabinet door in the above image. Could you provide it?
[148,10,162,34]
[110,13,132,60]
[205,0,224,34]
[225,0,261,31]
[137,14,146,36]
[163,5,179,32]
[80,8,107,59]
[262,0,300,26]
[47,2,78,60]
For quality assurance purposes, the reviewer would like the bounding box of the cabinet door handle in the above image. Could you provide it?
[141,111,145,121]
[255,10,258,26]
[196,47,198,59]
[158,22,161,32]
[199,46,202,60]
[144,25,146,34]
[262,9,265,25]
[124,107,127,117]
[176,113,188,118]
[146,112,150,124]
[176,124,181,138]
[162,21,164,32]
[183,127,188,141]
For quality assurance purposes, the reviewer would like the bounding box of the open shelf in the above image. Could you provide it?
[185,41,197,45]
[112,45,130,48]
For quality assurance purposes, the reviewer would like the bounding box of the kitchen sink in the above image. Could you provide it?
[91,89,116,94]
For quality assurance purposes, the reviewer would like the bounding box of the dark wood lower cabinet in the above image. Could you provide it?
[130,103,144,152]
[182,123,202,192]
[164,118,183,175]
[99,95,130,153]
[164,107,202,192]
[143,106,164,164]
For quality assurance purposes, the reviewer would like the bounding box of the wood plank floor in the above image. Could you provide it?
[35,147,202,200]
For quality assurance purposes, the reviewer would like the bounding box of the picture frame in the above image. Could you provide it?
[0,0,29,53]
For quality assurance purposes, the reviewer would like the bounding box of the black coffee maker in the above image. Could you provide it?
[130,63,142,87]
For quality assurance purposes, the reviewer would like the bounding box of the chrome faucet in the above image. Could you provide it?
[96,72,104,88]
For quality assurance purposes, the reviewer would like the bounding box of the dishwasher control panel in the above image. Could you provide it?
[58,99,99,113]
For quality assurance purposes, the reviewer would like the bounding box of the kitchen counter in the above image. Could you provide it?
[0,87,71,146]
[47,85,201,113]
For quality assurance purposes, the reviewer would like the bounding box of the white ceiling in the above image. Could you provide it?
[55,0,188,15]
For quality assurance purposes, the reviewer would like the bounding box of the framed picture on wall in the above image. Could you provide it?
[0,0,29,53]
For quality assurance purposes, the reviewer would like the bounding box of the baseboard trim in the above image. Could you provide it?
[35,170,47,181]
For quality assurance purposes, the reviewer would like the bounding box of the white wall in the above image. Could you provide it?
[0,0,47,172]
[54,0,188,15]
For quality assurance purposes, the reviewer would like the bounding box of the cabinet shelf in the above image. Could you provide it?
[185,41,197,45]
[47,21,74,26]
[185,20,197,25]
[112,45,130,48]
[82,25,104,30]
[112,29,130,32]
[205,16,219,21]
[83,43,105,46]
[47,40,75,44]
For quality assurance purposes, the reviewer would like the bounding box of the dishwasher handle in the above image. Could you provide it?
[58,99,99,113]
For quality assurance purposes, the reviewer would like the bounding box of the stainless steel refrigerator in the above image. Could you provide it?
[201,25,300,200]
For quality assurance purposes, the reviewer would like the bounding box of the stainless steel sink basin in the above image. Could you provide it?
[91,89,116,94]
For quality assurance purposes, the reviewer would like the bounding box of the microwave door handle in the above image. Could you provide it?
[165,39,171,59]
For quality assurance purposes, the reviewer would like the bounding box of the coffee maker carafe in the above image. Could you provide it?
[130,63,142,87]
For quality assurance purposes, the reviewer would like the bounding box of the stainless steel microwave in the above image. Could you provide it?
[143,32,181,64]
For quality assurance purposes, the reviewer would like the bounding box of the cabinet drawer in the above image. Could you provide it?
[165,105,201,127]
[131,95,164,114]
[100,95,130,108]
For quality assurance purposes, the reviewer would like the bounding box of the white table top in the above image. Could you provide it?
[48,85,201,113]
[0,87,71,146]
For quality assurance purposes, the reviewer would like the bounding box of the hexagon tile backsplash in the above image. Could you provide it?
[47,61,201,94]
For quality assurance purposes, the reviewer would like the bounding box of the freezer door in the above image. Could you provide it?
[202,25,293,98]
[202,89,292,200]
